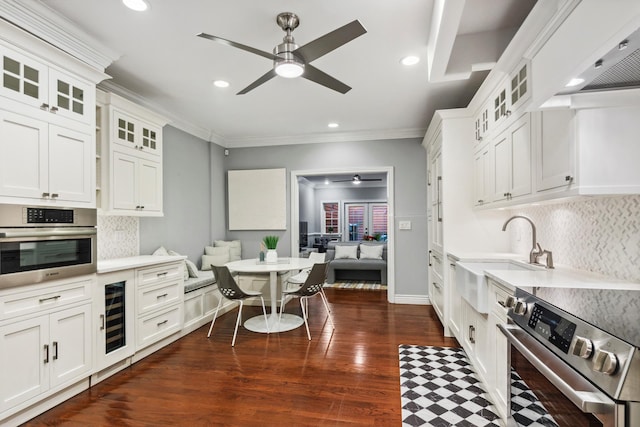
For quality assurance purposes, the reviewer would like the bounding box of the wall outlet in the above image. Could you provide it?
[399,221,412,230]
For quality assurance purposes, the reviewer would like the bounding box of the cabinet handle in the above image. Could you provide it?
[469,325,476,344]
[157,272,168,277]
[42,192,50,198]
[157,293,169,299]
[50,106,58,114]
[498,300,506,307]
[428,250,432,267]
[157,319,168,327]
[44,344,49,364]
[51,193,59,198]
[40,103,49,111]
[53,341,58,360]
[477,199,483,204]
[100,314,105,330]
[432,281,441,290]
[39,295,61,303]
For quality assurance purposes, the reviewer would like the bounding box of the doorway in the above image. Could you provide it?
[290,167,395,303]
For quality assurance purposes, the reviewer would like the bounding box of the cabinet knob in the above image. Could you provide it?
[42,192,50,198]
[50,106,58,114]
[40,103,49,111]
[565,175,573,182]
[51,193,59,198]
[478,136,483,142]
[478,199,483,204]
[506,110,512,117]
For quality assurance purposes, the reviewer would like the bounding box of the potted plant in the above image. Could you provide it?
[263,235,279,263]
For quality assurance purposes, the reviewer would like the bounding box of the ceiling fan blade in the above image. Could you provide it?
[294,20,367,63]
[302,64,351,94]
[197,32,277,61]
[361,178,382,181]
[237,69,278,95]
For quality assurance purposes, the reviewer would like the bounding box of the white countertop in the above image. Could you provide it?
[446,251,524,262]
[485,266,640,292]
[97,255,186,274]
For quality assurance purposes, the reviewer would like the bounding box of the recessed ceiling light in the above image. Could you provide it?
[213,80,229,88]
[324,179,329,185]
[122,0,148,11]
[565,78,585,87]
[328,122,339,128]
[401,55,420,66]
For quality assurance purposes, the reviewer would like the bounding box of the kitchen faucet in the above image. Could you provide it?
[502,215,547,266]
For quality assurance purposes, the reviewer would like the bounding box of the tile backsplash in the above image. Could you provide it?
[509,195,640,282]
[97,215,139,260]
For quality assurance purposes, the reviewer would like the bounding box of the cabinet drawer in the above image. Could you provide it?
[489,280,512,321]
[0,277,92,321]
[136,262,183,287]
[430,250,444,281]
[430,275,444,320]
[136,280,182,316]
[136,304,181,350]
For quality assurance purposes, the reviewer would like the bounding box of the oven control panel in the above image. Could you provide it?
[25,207,74,224]
[508,288,637,399]
[528,303,576,354]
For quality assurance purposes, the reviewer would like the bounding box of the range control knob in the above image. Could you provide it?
[572,336,594,359]
[593,349,618,375]
[504,295,516,308]
[513,300,527,316]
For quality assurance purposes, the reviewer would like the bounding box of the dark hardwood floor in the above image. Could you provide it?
[24,288,458,426]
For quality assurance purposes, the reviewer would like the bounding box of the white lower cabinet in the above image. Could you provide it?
[0,302,91,414]
[447,260,462,338]
[486,279,514,420]
[134,262,183,351]
[461,299,489,380]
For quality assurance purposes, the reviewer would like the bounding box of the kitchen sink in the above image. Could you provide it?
[456,261,535,313]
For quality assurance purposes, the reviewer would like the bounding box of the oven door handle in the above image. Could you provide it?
[0,228,97,238]
[498,323,616,415]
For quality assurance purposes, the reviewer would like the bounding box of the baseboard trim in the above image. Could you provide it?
[393,294,431,305]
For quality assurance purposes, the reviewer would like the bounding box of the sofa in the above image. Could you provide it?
[325,241,387,284]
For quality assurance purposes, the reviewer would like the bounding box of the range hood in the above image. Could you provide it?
[557,26,640,94]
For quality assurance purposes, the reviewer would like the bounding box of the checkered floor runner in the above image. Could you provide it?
[323,281,386,290]
[399,345,501,427]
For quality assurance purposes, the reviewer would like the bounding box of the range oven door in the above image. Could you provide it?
[0,227,96,288]
[498,323,624,427]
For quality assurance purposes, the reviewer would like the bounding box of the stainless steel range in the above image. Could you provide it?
[499,285,640,427]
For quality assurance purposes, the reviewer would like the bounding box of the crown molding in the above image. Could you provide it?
[98,80,224,144]
[0,0,118,71]
[223,127,426,148]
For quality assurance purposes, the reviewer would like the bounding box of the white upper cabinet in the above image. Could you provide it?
[98,91,168,216]
[1,44,94,126]
[491,113,532,203]
[536,108,575,192]
[491,61,531,134]
[0,26,106,208]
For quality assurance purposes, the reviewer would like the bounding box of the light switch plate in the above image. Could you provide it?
[399,221,412,230]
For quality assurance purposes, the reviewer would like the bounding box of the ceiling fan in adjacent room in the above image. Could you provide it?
[333,174,382,184]
[197,12,366,95]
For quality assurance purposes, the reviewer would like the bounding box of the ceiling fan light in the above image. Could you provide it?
[122,0,148,11]
[275,61,304,78]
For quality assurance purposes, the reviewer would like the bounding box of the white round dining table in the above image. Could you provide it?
[225,257,314,333]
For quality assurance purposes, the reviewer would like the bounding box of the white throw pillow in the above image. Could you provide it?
[152,246,169,256]
[335,245,358,260]
[201,253,230,270]
[205,246,230,257]
[214,240,241,261]
[185,259,199,278]
[167,249,189,280]
[359,244,383,260]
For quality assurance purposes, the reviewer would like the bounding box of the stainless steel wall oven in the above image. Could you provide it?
[0,204,97,288]
[500,286,640,427]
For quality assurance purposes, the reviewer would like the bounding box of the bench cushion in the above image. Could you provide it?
[184,270,216,293]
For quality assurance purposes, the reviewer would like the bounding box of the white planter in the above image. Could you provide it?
[265,249,278,264]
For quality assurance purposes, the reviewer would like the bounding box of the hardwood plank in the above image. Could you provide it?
[23,289,458,426]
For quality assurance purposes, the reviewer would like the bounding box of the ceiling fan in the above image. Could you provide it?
[197,12,366,95]
[333,174,382,184]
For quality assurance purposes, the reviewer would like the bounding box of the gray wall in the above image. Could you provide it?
[139,126,224,267]
[311,186,387,232]
[224,138,428,296]
[298,180,315,231]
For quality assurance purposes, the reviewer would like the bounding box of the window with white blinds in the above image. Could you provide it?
[345,202,388,241]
